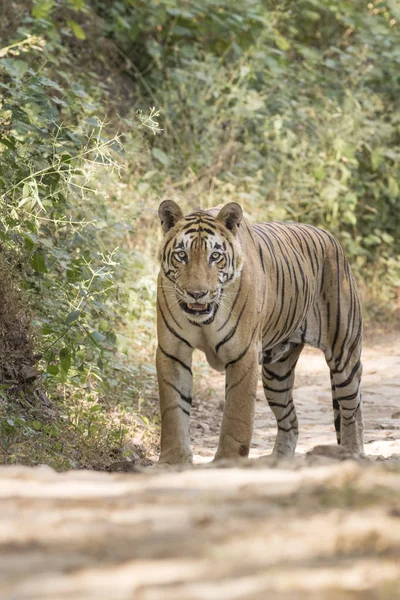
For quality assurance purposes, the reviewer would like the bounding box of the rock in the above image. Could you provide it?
[306,444,359,460]
[108,461,146,473]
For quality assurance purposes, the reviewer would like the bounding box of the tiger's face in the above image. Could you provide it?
[158,200,244,324]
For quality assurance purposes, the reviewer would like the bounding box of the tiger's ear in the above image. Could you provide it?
[158,199,184,234]
[216,202,243,235]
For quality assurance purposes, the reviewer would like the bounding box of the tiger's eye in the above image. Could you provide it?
[211,251,222,261]
[175,250,187,261]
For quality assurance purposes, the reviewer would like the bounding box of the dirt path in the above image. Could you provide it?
[1,334,400,600]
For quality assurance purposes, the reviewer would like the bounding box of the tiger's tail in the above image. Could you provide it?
[331,373,341,444]
[333,398,341,444]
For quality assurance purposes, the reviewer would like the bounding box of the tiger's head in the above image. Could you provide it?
[158,200,244,324]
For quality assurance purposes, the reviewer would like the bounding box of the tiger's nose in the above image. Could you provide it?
[188,290,208,300]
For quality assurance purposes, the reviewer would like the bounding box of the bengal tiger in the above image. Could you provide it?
[156,200,364,464]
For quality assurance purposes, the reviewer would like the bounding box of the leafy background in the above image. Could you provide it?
[0,0,399,468]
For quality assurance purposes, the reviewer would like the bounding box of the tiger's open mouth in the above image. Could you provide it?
[182,302,213,315]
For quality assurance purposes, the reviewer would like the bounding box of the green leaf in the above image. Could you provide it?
[31,420,42,431]
[65,310,81,324]
[32,0,55,19]
[31,251,47,273]
[47,364,59,376]
[172,26,193,37]
[67,19,86,40]
[274,30,291,51]
[67,0,85,9]
[302,9,320,21]
[89,330,107,345]
[371,148,383,171]
[152,148,170,166]
[381,232,394,245]
[388,176,399,199]
[142,170,158,180]
[314,166,326,181]
[24,232,37,250]
[59,348,71,373]
[341,211,357,226]
[364,234,381,247]
[343,192,358,207]
[1,59,29,79]
[0,136,16,150]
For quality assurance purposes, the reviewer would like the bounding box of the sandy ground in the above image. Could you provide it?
[1,333,400,600]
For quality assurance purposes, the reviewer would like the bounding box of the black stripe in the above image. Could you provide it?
[263,384,292,394]
[161,286,182,330]
[333,327,362,374]
[278,423,298,433]
[217,275,242,331]
[162,379,192,405]
[226,365,252,394]
[263,363,296,381]
[335,383,361,402]
[158,344,192,375]
[267,400,290,408]
[158,302,193,348]
[215,295,248,353]
[331,240,342,356]
[202,227,216,235]
[278,404,296,422]
[334,360,361,389]
[225,324,258,368]
[245,222,258,248]
[258,243,265,273]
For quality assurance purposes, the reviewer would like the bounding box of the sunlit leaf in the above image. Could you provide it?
[31,251,47,273]
[67,19,86,40]
[59,348,71,373]
[32,0,55,19]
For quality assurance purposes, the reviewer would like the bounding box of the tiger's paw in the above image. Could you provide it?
[158,449,193,466]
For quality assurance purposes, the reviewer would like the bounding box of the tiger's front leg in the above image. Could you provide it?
[156,344,194,464]
[214,344,259,461]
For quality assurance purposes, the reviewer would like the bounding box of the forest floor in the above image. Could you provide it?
[1,332,400,599]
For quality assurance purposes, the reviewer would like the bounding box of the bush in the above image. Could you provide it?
[0,3,159,468]
[100,0,400,312]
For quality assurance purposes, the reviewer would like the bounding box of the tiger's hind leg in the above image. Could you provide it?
[262,343,304,457]
[326,345,364,455]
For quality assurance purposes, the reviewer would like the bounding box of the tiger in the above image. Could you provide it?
[156,200,364,464]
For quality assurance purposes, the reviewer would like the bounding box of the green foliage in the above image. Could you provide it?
[0,5,158,468]
[103,0,400,310]
[1,35,116,382]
